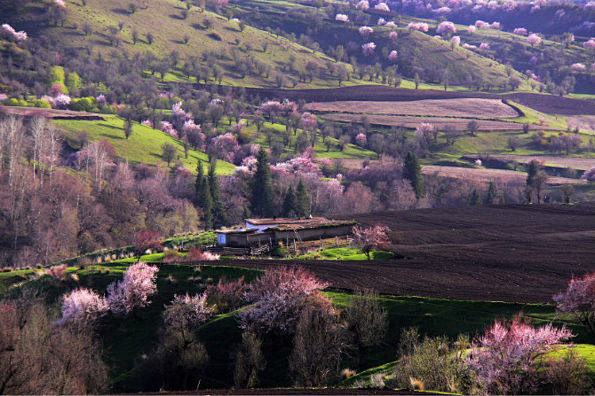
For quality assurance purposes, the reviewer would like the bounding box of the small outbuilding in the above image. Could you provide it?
[216,217,355,248]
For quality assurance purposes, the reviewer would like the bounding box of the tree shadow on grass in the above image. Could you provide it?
[111,8,130,15]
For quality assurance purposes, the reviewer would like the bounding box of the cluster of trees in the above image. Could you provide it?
[0,115,203,268]
[1,256,592,393]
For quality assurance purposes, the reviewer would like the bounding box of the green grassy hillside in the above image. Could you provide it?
[229,0,536,91]
[5,0,367,89]
[54,117,237,174]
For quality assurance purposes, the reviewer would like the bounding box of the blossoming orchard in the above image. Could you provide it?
[0,0,593,393]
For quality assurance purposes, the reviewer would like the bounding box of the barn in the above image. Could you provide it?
[216,217,355,248]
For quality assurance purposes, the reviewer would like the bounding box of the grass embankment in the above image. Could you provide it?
[2,263,591,391]
[294,247,395,260]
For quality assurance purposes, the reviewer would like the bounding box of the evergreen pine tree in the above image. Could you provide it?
[485,181,496,205]
[295,179,310,217]
[209,160,228,228]
[404,152,425,199]
[242,205,251,220]
[282,186,297,217]
[195,161,205,208]
[470,188,481,206]
[199,174,214,230]
[251,147,273,217]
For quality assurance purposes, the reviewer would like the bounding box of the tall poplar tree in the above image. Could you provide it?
[195,160,205,209]
[209,160,228,228]
[404,152,425,199]
[200,179,214,230]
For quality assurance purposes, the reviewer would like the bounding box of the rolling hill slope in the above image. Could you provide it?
[1,0,364,88]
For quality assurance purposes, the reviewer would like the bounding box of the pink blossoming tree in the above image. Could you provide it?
[466,316,573,394]
[359,26,374,39]
[240,266,329,334]
[60,288,109,325]
[408,22,429,32]
[1,24,27,42]
[553,273,594,335]
[527,33,542,46]
[436,21,456,36]
[362,42,376,56]
[356,0,370,10]
[351,224,391,260]
[162,292,214,330]
[356,133,367,146]
[374,2,390,12]
[106,263,159,315]
[335,13,349,22]
[571,63,586,72]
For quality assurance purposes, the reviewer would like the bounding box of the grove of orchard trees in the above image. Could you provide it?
[0,84,563,270]
[1,264,591,393]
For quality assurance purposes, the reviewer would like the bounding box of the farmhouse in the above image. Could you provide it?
[216,217,355,248]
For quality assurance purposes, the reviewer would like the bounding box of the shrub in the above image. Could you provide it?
[234,332,266,388]
[206,276,247,313]
[162,249,181,263]
[45,264,68,281]
[186,246,220,261]
[393,329,470,393]
[288,295,346,386]
[343,289,388,368]
[545,348,591,394]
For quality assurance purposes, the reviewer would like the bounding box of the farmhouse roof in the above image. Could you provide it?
[267,220,356,232]
[245,217,329,225]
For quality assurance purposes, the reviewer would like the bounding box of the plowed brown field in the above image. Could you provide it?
[234,85,595,115]
[306,98,519,118]
[213,204,595,303]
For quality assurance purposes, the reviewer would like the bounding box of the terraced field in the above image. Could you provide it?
[306,98,519,118]
[422,165,587,185]
[489,155,595,171]
[241,85,595,115]
[321,113,545,131]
